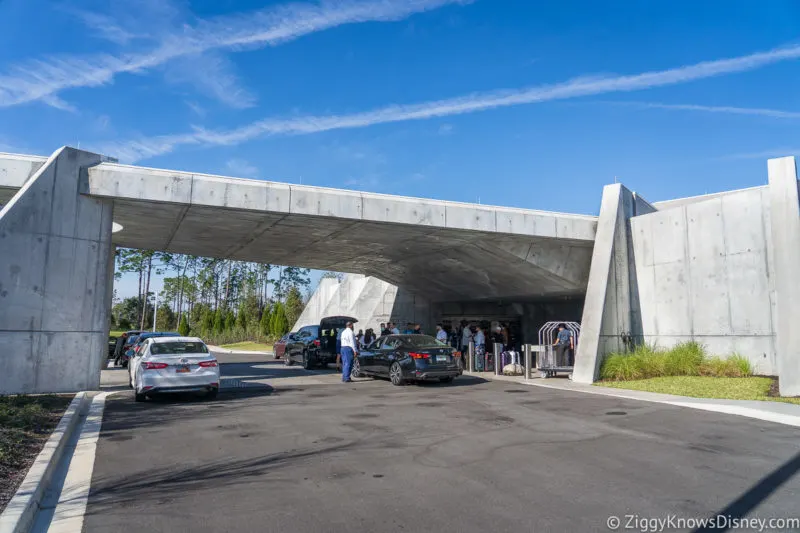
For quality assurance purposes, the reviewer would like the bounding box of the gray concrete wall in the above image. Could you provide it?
[767,157,800,395]
[573,184,654,383]
[630,186,778,374]
[0,147,113,394]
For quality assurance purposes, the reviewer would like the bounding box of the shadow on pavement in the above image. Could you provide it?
[693,450,800,532]
[84,442,354,515]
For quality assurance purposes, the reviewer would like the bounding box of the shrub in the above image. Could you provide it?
[599,341,753,381]
[700,354,753,378]
[663,342,704,376]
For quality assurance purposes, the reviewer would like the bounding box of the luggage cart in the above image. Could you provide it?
[537,321,581,379]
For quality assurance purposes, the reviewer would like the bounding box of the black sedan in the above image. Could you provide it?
[352,335,461,385]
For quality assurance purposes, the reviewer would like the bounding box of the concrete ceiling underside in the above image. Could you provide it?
[111,200,593,302]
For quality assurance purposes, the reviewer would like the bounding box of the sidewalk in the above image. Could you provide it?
[464,370,800,428]
[207,345,273,355]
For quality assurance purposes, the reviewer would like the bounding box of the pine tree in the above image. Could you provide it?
[284,286,304,330]
[260,305,271,335]
[270,302,288,336]
[178,315,190,336]
[201,309,214,335]
[224,310,236,331]
[213,308,224,334]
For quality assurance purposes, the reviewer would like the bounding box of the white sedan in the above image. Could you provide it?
[129,336,220,402]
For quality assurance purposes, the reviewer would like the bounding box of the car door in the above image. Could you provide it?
[129,339,149,388]
[359,337,383,374]
[375,337,402,376]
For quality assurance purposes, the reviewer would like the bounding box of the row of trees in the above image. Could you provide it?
[111,249,311,344]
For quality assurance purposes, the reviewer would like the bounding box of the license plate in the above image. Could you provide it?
[436,355,448,363]
[176,366,190,373]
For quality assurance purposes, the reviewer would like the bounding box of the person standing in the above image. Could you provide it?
[113,332,128,366]
[435,324,447,343]
[391,323,400,335]
[413,323,423,335]
[340,321,357,383]
[553,323,574,366]
[460,321,472,357]
[474,326,486,371]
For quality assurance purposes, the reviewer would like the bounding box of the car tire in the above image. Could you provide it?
[206,388,218,400]
[389,362,405,386]
[302,351,314,370]
[351,359,364,379]
[122,360,128,369]
[439,377,454,384]
[284,354,294,366]
[134,390,146,402]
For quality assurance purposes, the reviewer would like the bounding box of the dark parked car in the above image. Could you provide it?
[285,316,357,369]
[352,334,461,385]
[273,333,294,360]
[114,330,144,366]
[120,331,181,367]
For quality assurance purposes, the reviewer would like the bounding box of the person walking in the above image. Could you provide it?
[553,323,574,366]
[340,321,357,383]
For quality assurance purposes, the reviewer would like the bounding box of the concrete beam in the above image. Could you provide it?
[0,153,47,205]
[573,184,656,383]
[767,156,800,396]
[0,148,113,394]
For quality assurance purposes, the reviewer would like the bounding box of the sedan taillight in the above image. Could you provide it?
[143,362,168,370]
[199,361,218,368]
[408,352,430,359]
[313,339,321,347]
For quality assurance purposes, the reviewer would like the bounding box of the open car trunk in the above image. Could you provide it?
[318,316,358,357]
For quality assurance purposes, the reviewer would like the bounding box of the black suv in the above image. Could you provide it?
[284,316,357,369]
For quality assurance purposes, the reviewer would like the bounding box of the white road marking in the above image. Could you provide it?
[45,393,108,533]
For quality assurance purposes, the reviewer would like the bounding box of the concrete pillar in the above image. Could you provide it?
[573,184,655,383]
[767,156,800,396]
[0,147,113,394]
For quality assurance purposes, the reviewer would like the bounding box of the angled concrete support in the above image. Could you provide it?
[0,147,113,394]
[573,184,655,383]
[767,156,800,396]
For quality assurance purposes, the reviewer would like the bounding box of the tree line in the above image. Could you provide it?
[111,249,311,345]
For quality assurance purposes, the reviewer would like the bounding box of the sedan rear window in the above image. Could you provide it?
[150,342,209,355]
[400,335,447,348]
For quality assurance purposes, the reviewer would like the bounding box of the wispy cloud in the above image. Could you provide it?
[438,123,454,135]
[0,0,470,110]
[613,101,800,119]
[225,158,259,178]
[165,53,257,109]
[98,43,800,163]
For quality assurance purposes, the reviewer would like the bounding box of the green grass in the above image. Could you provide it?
[109,330,125,338]
[596,376,800,405]
[0,395,73,467]
[219,341,273,352]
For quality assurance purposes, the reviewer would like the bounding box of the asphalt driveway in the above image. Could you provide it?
[85,356,800,532]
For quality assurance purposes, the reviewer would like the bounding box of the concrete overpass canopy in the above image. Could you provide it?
[1,151,598,303]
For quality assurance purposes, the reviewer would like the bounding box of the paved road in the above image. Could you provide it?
[86,353,800,532]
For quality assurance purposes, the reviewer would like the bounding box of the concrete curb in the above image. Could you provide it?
[0,392,91,533]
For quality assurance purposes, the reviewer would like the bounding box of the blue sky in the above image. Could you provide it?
[1,0,799,298]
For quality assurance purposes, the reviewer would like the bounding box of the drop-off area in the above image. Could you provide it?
[85,353,800,533]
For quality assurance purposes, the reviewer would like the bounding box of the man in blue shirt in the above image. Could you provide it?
[553,323,574,366]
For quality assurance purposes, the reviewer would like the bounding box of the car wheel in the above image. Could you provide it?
[389,362,404,386]
[134,389,146,402]
[206,388,218,400]
[302,351,314,370]
[122,360,128,369]
[351,359,364,379]
[439,377,454,384]
[284,353,294,366]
